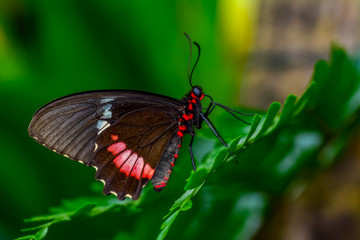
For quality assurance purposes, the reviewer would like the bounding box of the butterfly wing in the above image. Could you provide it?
[92,108,179,200]
[29,90,184,199]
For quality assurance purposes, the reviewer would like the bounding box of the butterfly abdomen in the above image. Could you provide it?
[152,132,182,191]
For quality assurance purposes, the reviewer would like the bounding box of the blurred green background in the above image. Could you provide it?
[1,1,360,240]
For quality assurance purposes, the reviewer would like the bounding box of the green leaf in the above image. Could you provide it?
[165,189,196,218]
[276,94,297,127]
[71,203,97,217]
[211,148,229,171]
[24,213,70,223]
[180,198,193,211]
[34,227,48,240]
[157,211,180,240]
[243,114,262,144]
[292,81,316,116]
[184,168,208,190]
[15,235,35,240]
[254,102,281,140]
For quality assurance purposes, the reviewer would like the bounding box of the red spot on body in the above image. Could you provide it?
[178,125,186,131]
[111,134,119,141]
[188,103,193,110]
[142,164,155,179]
[170,163,174,167]
[182,113,193,120]
[113,149,131,168]
[155,184,166,189]
[164,177,169,180]
[168,170,171,173]
[119,153,138,176]
[190,99,196,103]
[177,131,184,137]
[191,92,197,99]
[130,157,144,180]
[107,142,126,155]
[174,154,178,158]
[178,144,181,148]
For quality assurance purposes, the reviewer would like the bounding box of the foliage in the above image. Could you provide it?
[15,46,360,240]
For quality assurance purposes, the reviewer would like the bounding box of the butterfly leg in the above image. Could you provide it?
[199,112,239,164]
[188,133,197,172]
[204,102,253,125]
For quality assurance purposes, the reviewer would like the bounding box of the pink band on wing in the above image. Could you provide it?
[130,157,144,180]
[113,149,131,168]
[142,164,155,179]
[107,142,126,155]
[119,153,138,176]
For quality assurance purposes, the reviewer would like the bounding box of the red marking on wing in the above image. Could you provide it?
[200,93,204,100]
[178,144,181,148]
[170,163,174,167]
[111,134,119,141]
[119,153,137,176]
[174,154,178,158]
[178,125,186,131]
[164,177,169,180]
[113,149,131,168]
[142,164,155,179]
[177,131,184,137]
[107,142,126,155]
[155,184,166,188]
[130,157,144,180]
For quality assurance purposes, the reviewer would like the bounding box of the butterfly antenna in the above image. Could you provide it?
[184,33,194,88]
[190,42,201,85]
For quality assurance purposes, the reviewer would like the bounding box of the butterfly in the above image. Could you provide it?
[28,34,253,200]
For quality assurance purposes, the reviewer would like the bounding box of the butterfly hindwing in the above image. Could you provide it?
[92,108,179,200]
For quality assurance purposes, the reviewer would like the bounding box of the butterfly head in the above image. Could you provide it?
[190,86,204,100]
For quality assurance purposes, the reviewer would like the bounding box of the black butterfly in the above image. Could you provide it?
[28,34,253,200]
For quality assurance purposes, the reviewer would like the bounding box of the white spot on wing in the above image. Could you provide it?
[94,143,98,152]
[93,166,98,170]
[96,120,108,130]
[63,154,69,158]
[78,160,84,164]
[97,121,110,135]
[125,194,133,199]
[100,98,113,104]
[100,179,105,185]
[110,191,118,196]
[101,104,112,119]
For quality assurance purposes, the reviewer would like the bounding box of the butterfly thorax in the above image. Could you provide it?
[180,86,204,131]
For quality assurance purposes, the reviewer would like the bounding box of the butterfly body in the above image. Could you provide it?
[29,87,205,200]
